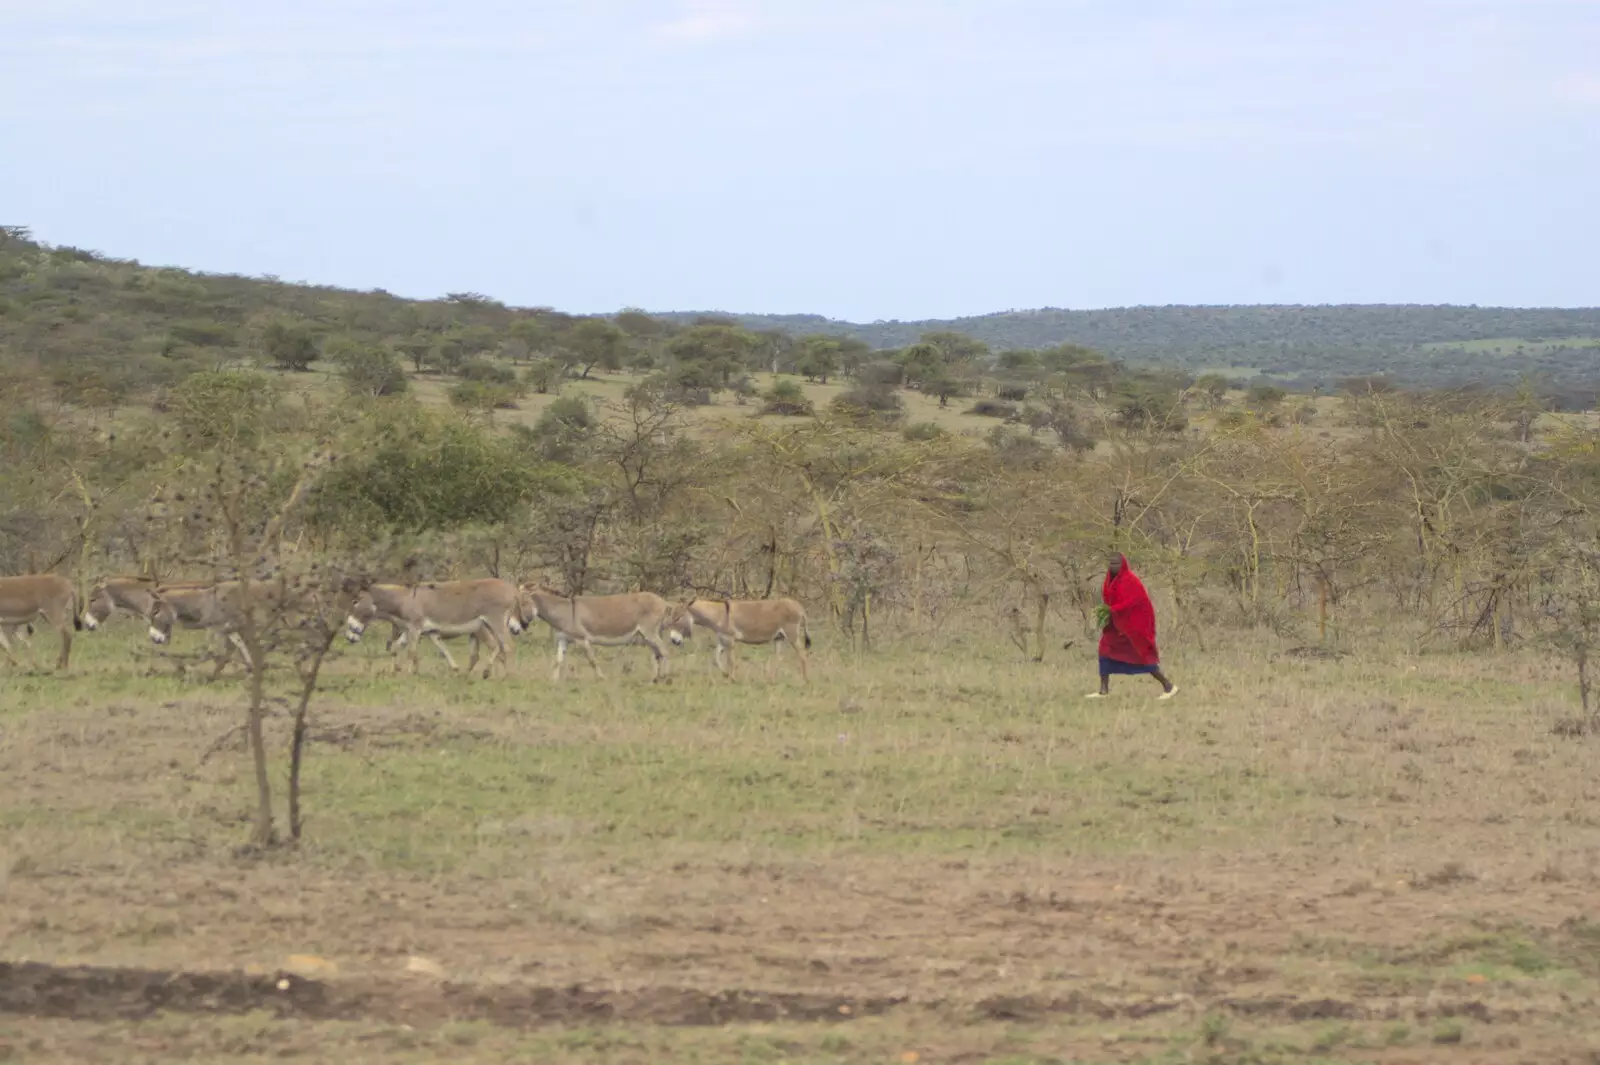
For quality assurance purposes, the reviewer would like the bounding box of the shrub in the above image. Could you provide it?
[524,359,561,394]
[987,425,1051,469]
[901,421,946,442]
[311,406,564,532]
[167,319,237,348]
[1017,401,1096,451]
[969,399,1018,419]
[448,380,519,414]
[1217,409,1251,429]
[520,394,597,463]
[336,344,409,398]
[668,360,721,395]
[457,357,518,385]
[1114,384,1188,432]
[855,360,905,387]
[170,369,282,449]
[760,379,815,417]
[922,369,968,407]
[831,384,904,424]
[1247,383,1288,409]
[260,319,318,372]
[638,367,714,406]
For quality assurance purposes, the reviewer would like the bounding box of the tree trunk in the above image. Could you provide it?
[861,590,871,653]
[1318,576,1329,644]
[288,693,309,841]
[288,633,334,842]
[1579,643,1592,722]
[913,545,924,631]
[1033,589,1049,662]
[763,526,778,599]
[245,634,275,847]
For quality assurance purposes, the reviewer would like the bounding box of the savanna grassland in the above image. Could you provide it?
[2,621,1598,1065]
[4,229,1600,1062]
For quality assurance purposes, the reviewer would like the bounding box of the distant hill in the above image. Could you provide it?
[4,225,1597,399]
[656,305,1600,391]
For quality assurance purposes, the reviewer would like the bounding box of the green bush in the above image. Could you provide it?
[831,384,903,424]
[260,319,318,371]
[311,406,568,531]
[332,341,409,398]
[457,357,518,385]
[759,379,814,417]
[519,394,597,464]
[170,369,282,449]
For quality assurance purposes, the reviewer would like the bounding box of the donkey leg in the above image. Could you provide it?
[0,625,22,668]
[581,639,605,680]
[478,623,507,680]
[642,634,667,681]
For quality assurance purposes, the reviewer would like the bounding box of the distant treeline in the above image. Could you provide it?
[653,305,1600,393]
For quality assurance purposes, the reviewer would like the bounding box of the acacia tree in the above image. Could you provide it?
[562,319,629,379]
[1540,539,1600,729]
[734,420,936,639]
[902,442,1087,660]
[668,322,760,388]
[795,336,842,384]
[157,370,358,846]
[1362,390,1536,643]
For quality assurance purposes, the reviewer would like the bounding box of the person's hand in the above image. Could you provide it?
[1094,603,1111,630]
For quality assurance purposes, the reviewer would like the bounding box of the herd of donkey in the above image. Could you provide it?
[0,573,813,682]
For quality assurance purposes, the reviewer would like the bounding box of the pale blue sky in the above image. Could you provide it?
[3,1,1597,320]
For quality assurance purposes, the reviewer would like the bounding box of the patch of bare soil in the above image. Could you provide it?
[0,961,907,1027]
[0,959,1536,1032]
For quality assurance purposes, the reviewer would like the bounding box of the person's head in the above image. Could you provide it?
[1107,552,1123,576]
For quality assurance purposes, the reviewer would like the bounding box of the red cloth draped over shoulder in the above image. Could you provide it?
[1099,553,1160,666]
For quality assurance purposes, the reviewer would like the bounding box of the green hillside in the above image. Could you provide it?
[4,225,1598,406]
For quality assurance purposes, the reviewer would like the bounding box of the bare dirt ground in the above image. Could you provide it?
[3,634,1598,1062]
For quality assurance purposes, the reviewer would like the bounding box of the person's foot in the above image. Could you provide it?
[1085,691,1108,699]
[1158,685,1178,700]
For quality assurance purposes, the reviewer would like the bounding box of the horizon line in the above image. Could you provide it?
[10,229,1600,323]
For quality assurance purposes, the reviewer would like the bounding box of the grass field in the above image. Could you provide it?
[2,615,1598,1064]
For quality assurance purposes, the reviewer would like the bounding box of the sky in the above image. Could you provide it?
[3,0,1598,321]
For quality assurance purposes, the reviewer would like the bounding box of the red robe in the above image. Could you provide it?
[1099,553,1160,666]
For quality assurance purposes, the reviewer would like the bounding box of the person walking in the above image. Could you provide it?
[1087,552,1177,699]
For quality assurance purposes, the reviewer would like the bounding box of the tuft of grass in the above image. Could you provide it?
[1309,1024,1352,1052]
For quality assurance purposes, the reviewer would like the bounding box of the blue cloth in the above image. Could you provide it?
[1100,655,1159,676]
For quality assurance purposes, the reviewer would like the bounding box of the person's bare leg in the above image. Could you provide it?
[1153,668,1178,698]
[1086,671,1110,698]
